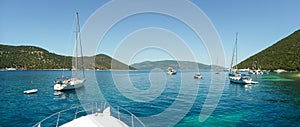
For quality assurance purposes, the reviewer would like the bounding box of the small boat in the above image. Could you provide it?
[249,69,263,75]
[194,73,202,79]
[167,67,177,75]
[274,69,287,73]
[6,67,17,71]
[249,61,263,75]
[23,89,38,94]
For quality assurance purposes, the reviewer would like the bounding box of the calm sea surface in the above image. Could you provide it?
[0,70,299,127]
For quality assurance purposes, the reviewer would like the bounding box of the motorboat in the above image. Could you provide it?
[249,69,263,75]
[6,67,16,71]
[248,61,264,75]
[194,73,202,79]
[24,89,38,94]
[167,67,177,75]
[274,69,287,73]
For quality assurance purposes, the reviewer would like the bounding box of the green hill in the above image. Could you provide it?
[0,44,135,70]
[94,54,136,70]
[131,60,218,70]
[238,29,300,71]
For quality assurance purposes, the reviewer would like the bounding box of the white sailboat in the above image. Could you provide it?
[54,12,85,91]
[229,33,257,84]
[167,67,177,75]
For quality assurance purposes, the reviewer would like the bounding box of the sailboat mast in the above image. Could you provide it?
[235,33,238,69]
[75,11,85,78]
[75,12,79,77]
[230,33,238,72]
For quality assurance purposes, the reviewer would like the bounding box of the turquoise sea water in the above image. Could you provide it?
[0,70,299,127]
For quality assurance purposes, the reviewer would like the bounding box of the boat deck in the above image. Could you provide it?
[60,113,129,127]
[33,102,145,127]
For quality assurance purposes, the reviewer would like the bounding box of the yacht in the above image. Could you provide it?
[54,11,85,91]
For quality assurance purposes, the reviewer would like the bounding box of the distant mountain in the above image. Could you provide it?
[131,60,220,70]
[0,44,135,70]
[238,29,300,71]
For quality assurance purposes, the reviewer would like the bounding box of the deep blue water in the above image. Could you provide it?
[0,70,299,127]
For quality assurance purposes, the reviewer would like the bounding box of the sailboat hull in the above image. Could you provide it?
[54,79,85,91]
[167,71,177,75]
[229,76,252,84]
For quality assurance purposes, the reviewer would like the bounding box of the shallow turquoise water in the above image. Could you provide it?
[0,70,299,127]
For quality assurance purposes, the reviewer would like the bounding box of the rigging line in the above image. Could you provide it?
[61,12,76,78]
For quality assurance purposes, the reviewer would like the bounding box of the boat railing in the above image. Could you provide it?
[116,106,146,127]
[32,102,145,127]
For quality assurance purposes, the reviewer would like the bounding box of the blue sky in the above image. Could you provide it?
[1,0,300,67]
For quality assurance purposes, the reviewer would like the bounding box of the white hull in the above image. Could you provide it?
[249,70,263,75]
[274,69,287,73]
[33,102,145,127]
[194,75,202,79]
[54,79,85,91]
[61,107,129,127]
[6,67,17,70]
[167,71,177,75]
[194,73,202,79]
[229,76,252,84]
[167,67,177,75]
[24,89,38,94]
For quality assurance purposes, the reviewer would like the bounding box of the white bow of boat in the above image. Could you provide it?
[33,102,145,127]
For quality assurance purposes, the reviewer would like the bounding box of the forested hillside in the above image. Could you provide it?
[238,29,300,71]
[131,60,219,70]
[0,44,134,70]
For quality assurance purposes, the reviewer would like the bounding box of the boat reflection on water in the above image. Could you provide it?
[244,84,252,90]
[53,91,77,100]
